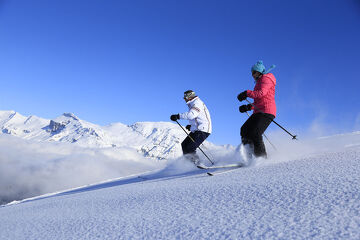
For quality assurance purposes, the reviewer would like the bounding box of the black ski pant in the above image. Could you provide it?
[241,113,274,157]
[181,131,210,159]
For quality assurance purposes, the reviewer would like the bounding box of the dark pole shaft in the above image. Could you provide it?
[269,118,297,140]
[175,120,214,165]
[246,99,297,140]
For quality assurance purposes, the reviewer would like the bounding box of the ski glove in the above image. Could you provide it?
[237,91,247,102]
[170,114,180,121]
[239,104,252,113]
[185,125,191,131]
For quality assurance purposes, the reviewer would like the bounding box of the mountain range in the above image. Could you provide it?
[0,110,222,160]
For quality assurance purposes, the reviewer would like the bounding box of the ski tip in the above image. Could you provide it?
[197,165,207,169]
[207,172,214,176]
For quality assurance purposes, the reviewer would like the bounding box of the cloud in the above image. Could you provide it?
[0,135,164,205]
[308,114,334,137]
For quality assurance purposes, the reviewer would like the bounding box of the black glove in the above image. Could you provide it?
[239,104,252,113]
[185,125,191,131]
[237,91,247,102]
[170,114,180,121]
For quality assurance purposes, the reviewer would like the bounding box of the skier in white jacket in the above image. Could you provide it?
[170,90,212,164]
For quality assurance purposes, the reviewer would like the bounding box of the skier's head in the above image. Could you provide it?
[252,70,263,81]
[251,60,266,80]
[184,90,196,102]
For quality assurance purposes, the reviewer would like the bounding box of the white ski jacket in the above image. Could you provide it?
[179,97,212,134]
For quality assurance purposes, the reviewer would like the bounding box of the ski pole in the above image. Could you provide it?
[246,99,297,140]
[246,112,277,151]
[175,120,214,165]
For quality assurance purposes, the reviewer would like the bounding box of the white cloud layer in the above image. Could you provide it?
[0,135,164,204]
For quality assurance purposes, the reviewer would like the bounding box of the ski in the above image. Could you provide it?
[197,163,243,170]
[206,165,244,176]
[196,163,244,176]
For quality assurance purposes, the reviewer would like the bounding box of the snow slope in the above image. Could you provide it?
[1,134,359,239]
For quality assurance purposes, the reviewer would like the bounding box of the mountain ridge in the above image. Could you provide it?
[0,110,214,159]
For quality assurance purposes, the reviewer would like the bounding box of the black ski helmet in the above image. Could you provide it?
[184,90,196,101]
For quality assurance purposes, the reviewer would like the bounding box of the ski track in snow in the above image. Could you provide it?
[1,149,360,239]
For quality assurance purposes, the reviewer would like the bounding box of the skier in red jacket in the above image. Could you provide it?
[237,60,276,158]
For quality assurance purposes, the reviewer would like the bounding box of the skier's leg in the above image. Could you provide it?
[181,136,191,155]
[192,131,210,146]
[240,114,257,158]
[251,113,274,158]
[190,131,210,154]
[182,131,209,165]
[181,132,200,164]
[253,135,267,157]
[189,131,210,164]
[181,135,194,155]
[241,115,255,140]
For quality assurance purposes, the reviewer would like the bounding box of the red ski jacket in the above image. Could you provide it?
[246,73,277,117]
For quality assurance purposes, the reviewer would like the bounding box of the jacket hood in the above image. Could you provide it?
[261,73,276,85]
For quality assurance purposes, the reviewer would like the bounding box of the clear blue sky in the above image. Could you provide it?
[0,0,359,145]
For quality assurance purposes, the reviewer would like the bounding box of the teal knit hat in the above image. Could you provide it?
[251,60,266,74]
[251,60,276,74]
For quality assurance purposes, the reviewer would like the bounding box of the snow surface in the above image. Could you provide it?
[1,132,360,239]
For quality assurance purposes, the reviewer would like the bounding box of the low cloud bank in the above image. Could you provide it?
[0,135,164,205]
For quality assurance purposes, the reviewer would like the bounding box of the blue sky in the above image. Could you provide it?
[0,0,359,145]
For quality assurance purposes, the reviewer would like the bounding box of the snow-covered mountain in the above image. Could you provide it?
[0,110,219,159]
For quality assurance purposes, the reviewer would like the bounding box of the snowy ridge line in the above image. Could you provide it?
[318,130,360,139]
[0,111,186,159]
[0,110,229,160]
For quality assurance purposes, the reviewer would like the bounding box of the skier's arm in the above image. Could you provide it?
[180,106,200,120]
[246,76,273,99]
